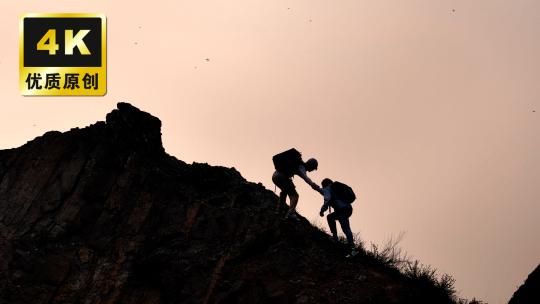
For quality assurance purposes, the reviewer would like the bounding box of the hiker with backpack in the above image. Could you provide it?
[272,148,321,220]
[319,178,358,257]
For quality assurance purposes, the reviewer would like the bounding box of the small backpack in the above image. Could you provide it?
[272,148,303,177]
[331,181,356,204]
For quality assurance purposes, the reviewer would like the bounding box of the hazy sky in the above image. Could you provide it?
[1,1,539,303]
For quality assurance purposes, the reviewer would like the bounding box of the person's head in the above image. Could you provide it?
[304,158,318,171]
[321,178,333,188]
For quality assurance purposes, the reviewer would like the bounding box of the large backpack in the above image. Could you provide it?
[331,181,356,204]
[272,148,303,177]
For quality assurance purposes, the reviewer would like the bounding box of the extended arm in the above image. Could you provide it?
[297,166,321,192]
[319,188,332,216]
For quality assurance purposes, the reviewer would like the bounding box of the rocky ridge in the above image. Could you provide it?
[0,103,458,304]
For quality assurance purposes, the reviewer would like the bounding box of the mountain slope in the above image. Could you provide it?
[509,264,540,304]
[0,103,457,304]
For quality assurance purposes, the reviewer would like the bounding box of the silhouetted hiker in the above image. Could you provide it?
[272,148,320,220]
[319,178,358,258]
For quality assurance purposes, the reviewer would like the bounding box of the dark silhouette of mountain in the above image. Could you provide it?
[0,103,460,303]
[509,264,540,304]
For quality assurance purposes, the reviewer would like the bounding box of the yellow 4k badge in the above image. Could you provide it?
[20,13,106,96]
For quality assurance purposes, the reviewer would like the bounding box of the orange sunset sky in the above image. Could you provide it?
[1,1,539,303]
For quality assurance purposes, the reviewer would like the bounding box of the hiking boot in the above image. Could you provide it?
[346,248,358,258]
[328,235,339,244]
[275,204,289,215]
[285,212,300,221]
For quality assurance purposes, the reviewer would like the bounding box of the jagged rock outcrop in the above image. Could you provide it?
[509,264,540,304]
[0,103,456,304]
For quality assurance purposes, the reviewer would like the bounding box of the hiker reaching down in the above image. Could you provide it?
[272,149,321,220]
[319,178,358,258]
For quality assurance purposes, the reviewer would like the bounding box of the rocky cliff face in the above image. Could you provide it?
[509,264,540,304]
[0,103,456,304]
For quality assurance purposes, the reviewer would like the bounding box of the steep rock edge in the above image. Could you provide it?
[0,102,456,304]
[509,264,540,304]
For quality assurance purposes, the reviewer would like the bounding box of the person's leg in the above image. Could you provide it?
[278,191,288,211]
[288,193,298,212]
[326,212,338,241]
[272,171,290,213]
[336,207,357,257]
[281,177,298,218]
[337,213,354,247]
